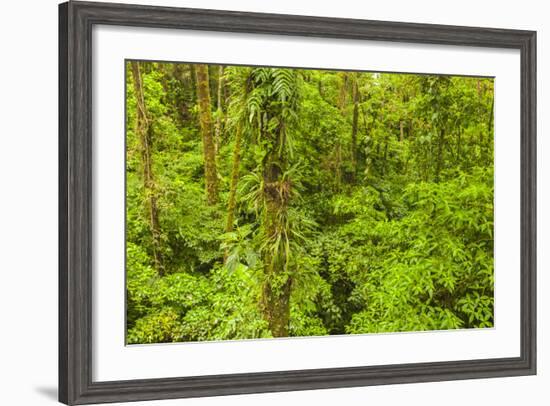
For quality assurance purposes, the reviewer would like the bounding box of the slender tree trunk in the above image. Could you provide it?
[399,121,404,142]
[225,124,242,233]
[338,72,349,110]
[351,78,360,177]
[214,65,224,154]
[195,64,219,205]
[130,61,163,273]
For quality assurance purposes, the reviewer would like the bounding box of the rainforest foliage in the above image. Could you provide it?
[125,62,494,344]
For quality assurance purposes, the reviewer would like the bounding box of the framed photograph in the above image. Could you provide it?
[59,1,536,404]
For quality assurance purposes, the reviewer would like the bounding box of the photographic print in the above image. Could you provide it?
[60,4,536,403]
[125,61,494,344]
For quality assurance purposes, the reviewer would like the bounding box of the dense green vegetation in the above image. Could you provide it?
[126,61,494,344]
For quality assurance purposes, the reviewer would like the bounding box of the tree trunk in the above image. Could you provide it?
[225,124,242,233]
[262,265,292,337]
[261,146,292,337]
[351,78,360,177]
[214,65,224,155]
[130,61,163,273]
[195,64,219,205]
[248,68,300,338]
[338,72,349,110]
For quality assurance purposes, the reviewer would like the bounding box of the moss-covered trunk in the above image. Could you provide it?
[223,124,243,261]
[261,148,292,337]
[225,124,243,233]
[130,61,163,273]
[195,64,219,205]
[214,65,224,155]
[351,77,360,176]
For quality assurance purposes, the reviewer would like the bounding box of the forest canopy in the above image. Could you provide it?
[125,61,494,344]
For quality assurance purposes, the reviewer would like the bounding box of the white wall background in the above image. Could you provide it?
[0,0,546,405]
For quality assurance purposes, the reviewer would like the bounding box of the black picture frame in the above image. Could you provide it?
[59,1,537,404]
